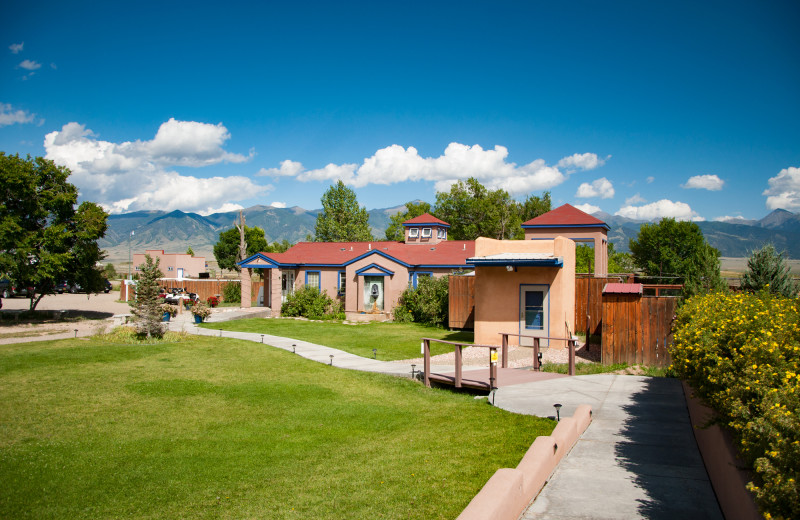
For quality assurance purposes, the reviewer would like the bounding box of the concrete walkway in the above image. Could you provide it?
[495,375,723,519]
[169,310,722,520]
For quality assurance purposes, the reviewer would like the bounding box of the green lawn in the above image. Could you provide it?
[200,318,474,361]
[0,333,553,519]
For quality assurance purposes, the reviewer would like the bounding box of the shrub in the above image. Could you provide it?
[281,285,338,320]
[671,291,799,519]
[394,275,449,327]
[207,296,219,307]
[222,282,241,303]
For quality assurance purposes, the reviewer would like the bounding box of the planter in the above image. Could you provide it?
[194,315,203,324]
[184,303,193,310]
[162,312,171,322]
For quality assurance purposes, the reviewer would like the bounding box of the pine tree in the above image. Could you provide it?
[741,243,799,298]
[129,254,165,338]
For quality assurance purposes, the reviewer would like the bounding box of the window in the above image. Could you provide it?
[524,291,544,330]
[167,266,174,271]
[306,271,321,291]
[410,272,433,289]
[409,228,419,238]
[437,228,446,239]
[338,271,346,295]
[421,228,432,238]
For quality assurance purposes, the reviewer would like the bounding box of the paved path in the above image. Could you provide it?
[495,375,723,519]
[169,311,722,520]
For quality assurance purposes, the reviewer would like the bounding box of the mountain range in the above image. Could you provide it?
[101,205,800,263]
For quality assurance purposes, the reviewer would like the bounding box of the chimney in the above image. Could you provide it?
[368,243,371,250]
[463,243,466,251]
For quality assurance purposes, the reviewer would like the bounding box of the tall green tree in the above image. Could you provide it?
[741,243,799,297]
[433,178,522,240]
[385,201,432,241]
[314,180,373,242]
[0,153,108,310]
[629,218,725,297]
[575,242,634,274]
[186,247,195,256]
[129,254,165,338]
[213,225,269,271]
[517,191,552,223]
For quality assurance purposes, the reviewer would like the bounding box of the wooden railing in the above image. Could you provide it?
[421,338,505,389]
[499,333,577,376]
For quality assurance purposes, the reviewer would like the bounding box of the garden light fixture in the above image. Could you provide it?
[554,403,562,421]
[329,354,334,366]
[411,364,416,378]
[373,348,377,359]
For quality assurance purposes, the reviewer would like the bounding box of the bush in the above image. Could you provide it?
[222,282,241,303]
[394,275,449,327]
[207,296,219,307]
[671,291,799,519]
[281,285,341,320]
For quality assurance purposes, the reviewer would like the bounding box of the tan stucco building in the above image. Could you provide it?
[133,250,207,279]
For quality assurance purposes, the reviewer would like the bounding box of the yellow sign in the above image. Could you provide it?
[490,350,498,364]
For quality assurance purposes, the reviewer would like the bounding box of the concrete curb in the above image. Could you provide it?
[682,382,760,520]
[457,404,592,520]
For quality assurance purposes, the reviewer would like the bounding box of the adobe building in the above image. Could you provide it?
[133,250,207,280]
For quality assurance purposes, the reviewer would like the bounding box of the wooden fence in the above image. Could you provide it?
[575,275,631,338]
[120,279,267,305]
[448,275,475,329]
[601,295,676,367]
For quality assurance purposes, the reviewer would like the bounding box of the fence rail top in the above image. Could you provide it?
[499,332,577,342]
[421,338,499,349]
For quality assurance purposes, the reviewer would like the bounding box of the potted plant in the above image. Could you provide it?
[160,303,178,322]
[191,303,212,323]
[206,295,219,308]
[183,298,195,311]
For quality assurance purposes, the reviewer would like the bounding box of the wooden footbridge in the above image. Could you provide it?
[421,333,578,391]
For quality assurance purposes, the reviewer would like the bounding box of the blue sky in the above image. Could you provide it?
[2,1,799,222]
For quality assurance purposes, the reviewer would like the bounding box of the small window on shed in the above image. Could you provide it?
[421,228,432,238]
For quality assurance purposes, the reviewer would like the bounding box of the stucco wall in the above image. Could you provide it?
[472,237,575,348]
[134,250,206,279]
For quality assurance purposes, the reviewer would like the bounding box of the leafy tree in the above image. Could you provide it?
[629,218,725,297]
[575,242,634,274]
[741,243,799,298]
[433,178,522,240]
[385,201,432,241]
[103,263,118,280]
[0,153,108,310]
[314,181,373,242]
[517,191,552,223]
[186,247,195,256]
[213,225,268,271]
[129,254,165,338]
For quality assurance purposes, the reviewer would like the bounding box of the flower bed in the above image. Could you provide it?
[671,291,799,519]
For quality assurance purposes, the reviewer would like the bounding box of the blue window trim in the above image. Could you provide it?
[337,270,346,294]
[409,271,433,289]
[519,284,550,340]
[305,270,321,290]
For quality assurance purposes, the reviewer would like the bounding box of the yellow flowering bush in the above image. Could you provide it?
[671,291,799,519]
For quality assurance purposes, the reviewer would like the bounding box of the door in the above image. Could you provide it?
[177,268,184,280]
[363,276,384,312]
[281,271,295,303]
[520,285,549,347]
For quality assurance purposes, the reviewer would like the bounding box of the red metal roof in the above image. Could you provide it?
[259,239,475,267]
[602,283,643,295]
[402,213,450,226]
[522,203,608,228]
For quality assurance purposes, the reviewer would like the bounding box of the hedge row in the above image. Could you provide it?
[671,291,799,519]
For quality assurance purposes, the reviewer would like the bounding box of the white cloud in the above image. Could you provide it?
[259,143,602,195]
[574,203,602,214]
[682,174,724,191]
[269,202,287,208]
[44,120,268,214]
[19,59,40,70]
[0,103,35,126]
[763,166,800,211]
[615,199,702,221]
[557,153,609,172]
[713,215,749,223]
[646,176,655,183]
[9,42,23,54]
[576,177,614,199]
[624,193,646,205]
[198,203,244,216]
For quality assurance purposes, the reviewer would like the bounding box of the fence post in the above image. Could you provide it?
[489,347,498,390]
[454,344,462,388]
[501,334,508,368]
[568,339,576,376]
[423,339,431,387]
[533,337,540,371]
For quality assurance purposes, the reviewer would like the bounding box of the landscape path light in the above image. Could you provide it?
[554,403,562,421]
[329,354,334,366]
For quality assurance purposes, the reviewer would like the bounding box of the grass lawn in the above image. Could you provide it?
[200,318,474,361]
[0,332,553,519]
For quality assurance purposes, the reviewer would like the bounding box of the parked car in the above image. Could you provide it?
[66,280,112,294]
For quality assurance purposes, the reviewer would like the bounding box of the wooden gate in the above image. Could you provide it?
[448,275,475,329]
[601,295,676,367]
